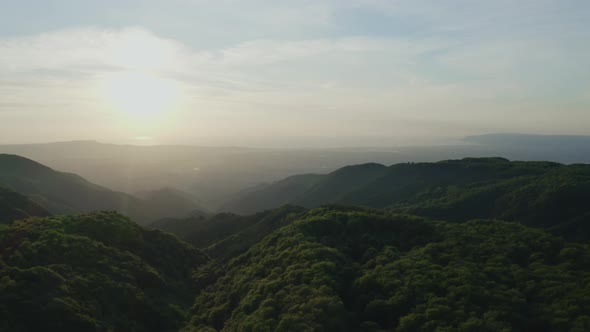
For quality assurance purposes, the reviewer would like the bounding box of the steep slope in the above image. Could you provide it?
[395,163,590,241]
[136,188,209,217]
[0,212,208,332]
[151,205,307,258]
[338,158,555,207]
[221,164,388,214]
[184,207,590,331]
[0,185,50,224]
[150,211,271,250]
[0,154,201,224]
[205,205,307,258]
[220,158,590,241]
[295,163,389,207]
[220,174,323,215]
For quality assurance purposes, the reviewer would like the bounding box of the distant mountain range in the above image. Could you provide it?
[0,154,204,224]
[465,133,590,148]
[3,134,590,212]
[464,133,590,163]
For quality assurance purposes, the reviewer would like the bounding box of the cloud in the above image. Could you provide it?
[0,0,589,142]
[0,27,187,73]
[0,26,449,95]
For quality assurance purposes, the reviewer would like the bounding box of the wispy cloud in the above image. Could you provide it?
[0,0,589,143]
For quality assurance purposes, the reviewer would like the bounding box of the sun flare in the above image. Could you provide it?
[99,71,181,118]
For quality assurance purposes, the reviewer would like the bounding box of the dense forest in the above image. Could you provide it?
[184,207,590,331]
[1,157,590,331]
[0,212,208,331]
[222,158,590,240]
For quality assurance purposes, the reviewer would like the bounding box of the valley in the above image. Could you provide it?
[1,153,589,331]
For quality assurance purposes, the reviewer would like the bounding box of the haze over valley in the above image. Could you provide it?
[2,133,589,212]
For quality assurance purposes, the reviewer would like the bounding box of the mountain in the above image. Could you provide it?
[465,133,590,163]
[0,141,421,209]
[219,174,323,215]
[3,154,590,331]
[295,163,389,207]
[0,211,208,331]
[0,154,202,224]
[221,158,590,241]
[0,185,50,223]
[221,163,388,214]
[393,163,590,241]
[135,187,209,216]
[185,207,590,331]
[2,151,590,331]
[4,137,590,211]
[465,133,590,149]
[150,205,307,258]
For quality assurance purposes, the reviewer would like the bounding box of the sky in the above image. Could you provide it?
[0,0,589,146]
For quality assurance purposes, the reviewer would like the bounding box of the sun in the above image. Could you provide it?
[99,71,181,118]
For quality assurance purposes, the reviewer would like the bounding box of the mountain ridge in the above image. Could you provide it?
[0,154,203,224]
[220,158,590,241]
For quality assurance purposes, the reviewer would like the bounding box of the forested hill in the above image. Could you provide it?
[184,207,590,331]
[0,185,50,224]
[151,205,307,258]
[220,163,388,215]
[0,154,203,224]
[2,200,590,330]
[221,158,590,241]
[0,212,208,331]
[2,156,590,331]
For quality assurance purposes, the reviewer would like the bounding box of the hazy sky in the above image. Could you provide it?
[1,0,589,145]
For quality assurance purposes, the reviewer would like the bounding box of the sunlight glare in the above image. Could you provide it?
[100,71,181,118]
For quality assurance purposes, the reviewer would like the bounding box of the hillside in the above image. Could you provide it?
[394,163,590,241]
[221,158,590,241]
[0,212,208,331]
[151,205,307,258]
[136,188,210,217]
[219,174,323,215]
[0,154,202,224]
[2,156,590,331]
[2,204,589,331]
[221,163,388,214]
[184,207,590,331]
[0,185,50,224]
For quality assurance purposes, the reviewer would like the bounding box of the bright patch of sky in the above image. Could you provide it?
[0,0,589,145]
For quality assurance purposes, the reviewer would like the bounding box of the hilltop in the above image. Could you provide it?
[221,158,590,241]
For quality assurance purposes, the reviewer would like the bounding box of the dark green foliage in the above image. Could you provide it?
[152,205,307,259]
[296,163,389,208]
[150,211,271,250]
[223,158,590,241]
[395,163,590,241]
[205,205,307,258]
[222,158,553,213]
[0,212,208,332]
[3,156,590,331]
[184,208,590,331]
[0,185,50,224]
[222,164,389,215]
[0,154,202,224]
